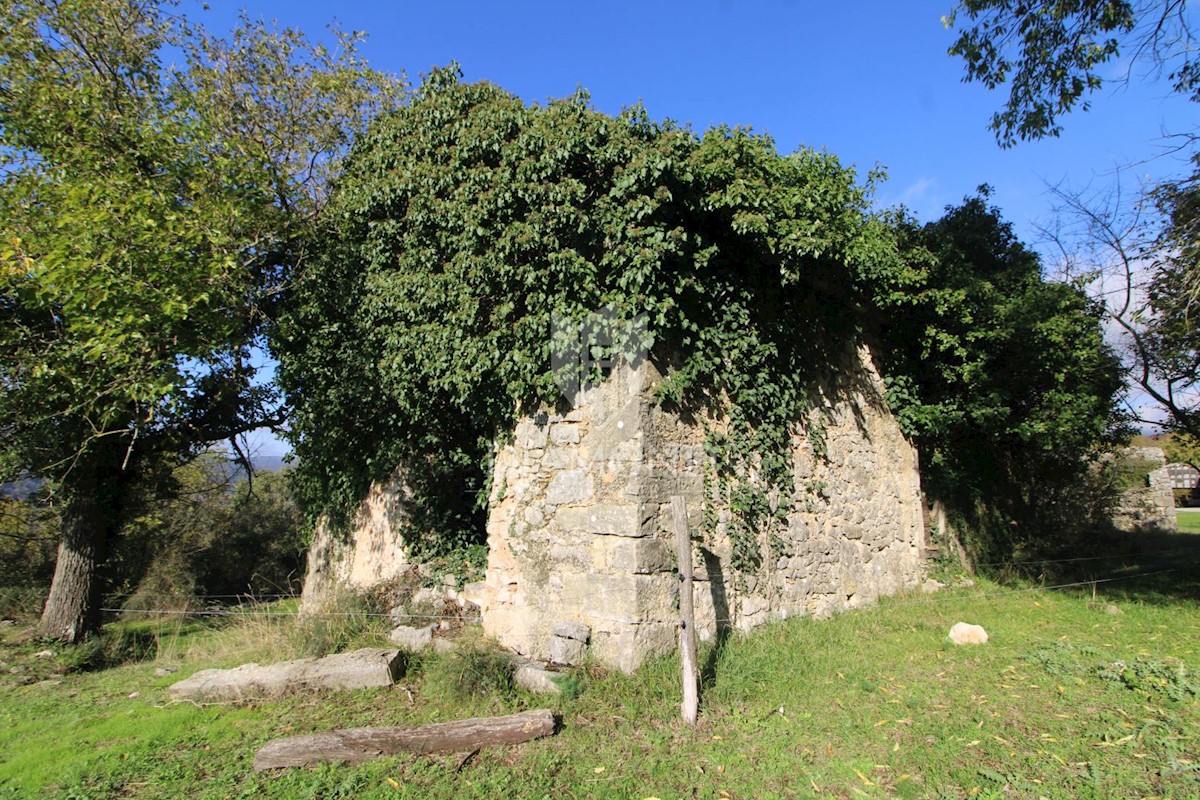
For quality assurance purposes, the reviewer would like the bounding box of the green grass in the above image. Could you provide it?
[3,569,1200,798]
[1176,510,1200,534]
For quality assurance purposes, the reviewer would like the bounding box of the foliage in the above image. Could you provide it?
[0,0,404,638]
[873,190,1127,561]
[1163,430,1200,466]
[945,1,1200,442]
[431,643,516,701]
[945,0,1196,146]
[1144,175,1200,437]
[113,457,307,608]
[277,69,903,565]
[0,487,58,594]
[1097,656,1200,701]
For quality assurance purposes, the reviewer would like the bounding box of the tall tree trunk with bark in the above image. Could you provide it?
[38,460,118,642]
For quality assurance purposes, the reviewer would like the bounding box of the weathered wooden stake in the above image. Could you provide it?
[671,494,698,725]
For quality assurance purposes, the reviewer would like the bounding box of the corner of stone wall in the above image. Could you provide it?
[478,340,928,673]
[299,471,414,614]
[477,360,682,672]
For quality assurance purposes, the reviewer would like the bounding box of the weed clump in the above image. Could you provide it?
[1098,657,1200,701]
[61,627,158,672]
[431,644,514,701]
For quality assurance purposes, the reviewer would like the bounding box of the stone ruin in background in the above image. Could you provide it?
[301,330,929,672]
[1111,446,1179,533]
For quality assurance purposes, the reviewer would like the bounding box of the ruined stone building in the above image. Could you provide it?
[302,337,928,672]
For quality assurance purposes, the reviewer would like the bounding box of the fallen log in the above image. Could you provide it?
[253,708,557,771]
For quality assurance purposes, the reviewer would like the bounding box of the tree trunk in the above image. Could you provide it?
[39,466,114,642]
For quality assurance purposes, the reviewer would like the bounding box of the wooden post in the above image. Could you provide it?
[672,494,698,725]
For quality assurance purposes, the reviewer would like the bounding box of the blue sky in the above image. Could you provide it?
[201,0,1193,223]
[212,0,1193,455]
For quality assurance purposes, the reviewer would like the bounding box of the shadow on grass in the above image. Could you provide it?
[999,522,1200,606]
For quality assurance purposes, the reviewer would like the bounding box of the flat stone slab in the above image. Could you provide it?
[168,648,404,702]
[390,624,435,651]
[512,659,562,695]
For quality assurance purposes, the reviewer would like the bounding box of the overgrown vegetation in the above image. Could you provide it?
[0,0,405,641]
[874,191,1128,565]
[279,70,1124,572]
[277,68,907,569]
[0,456,306,625]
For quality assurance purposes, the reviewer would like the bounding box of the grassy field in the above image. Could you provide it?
[1175,510,1200,534]
[2,537,1200,799]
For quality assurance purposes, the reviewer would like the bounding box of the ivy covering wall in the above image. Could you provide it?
[274,68,1125,566]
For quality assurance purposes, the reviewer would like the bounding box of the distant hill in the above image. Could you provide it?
[1,453,291,499]
[248,454,290,474]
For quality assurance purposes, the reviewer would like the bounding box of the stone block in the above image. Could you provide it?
[515,419,548,449]
[389,624,435,651]
[542,448,576,470]
[604,536,673,573]
[550,424,581,445]
[545,470,594,505]
[556,504,642,536]
[168,648,403,702]
[551,621,591,641]
[549,636,587,665]
[513,660,562,694]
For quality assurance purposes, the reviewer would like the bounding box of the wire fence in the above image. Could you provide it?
[77,545,1199,637]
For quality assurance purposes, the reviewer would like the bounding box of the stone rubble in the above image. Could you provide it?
[389,624,435,652]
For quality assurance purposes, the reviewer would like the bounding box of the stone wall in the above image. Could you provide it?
[470,341,927,672]
[300,473,413,612]
[1111,447,1177,533]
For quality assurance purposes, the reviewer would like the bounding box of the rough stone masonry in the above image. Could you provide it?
[302,339,928,673]
[468,341,926,671]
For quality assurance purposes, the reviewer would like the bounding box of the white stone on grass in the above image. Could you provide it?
[948,622,988,645]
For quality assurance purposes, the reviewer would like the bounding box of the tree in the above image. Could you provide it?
[945,0,1197,147]
[1036,179,1200,439]
[873,190,1127,559]
[946,1,1200,442]
[0,0,404,641]
[113,457,306,607]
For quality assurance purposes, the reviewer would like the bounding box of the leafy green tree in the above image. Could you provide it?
[874,191,1127,560]
[945,0,1195,146]
[0,0,404,640]
[1163,431,1200,468]
[946,1,1200,443]
[114,457,305,607]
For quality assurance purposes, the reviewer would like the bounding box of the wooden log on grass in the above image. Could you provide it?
[253,709,557,771]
